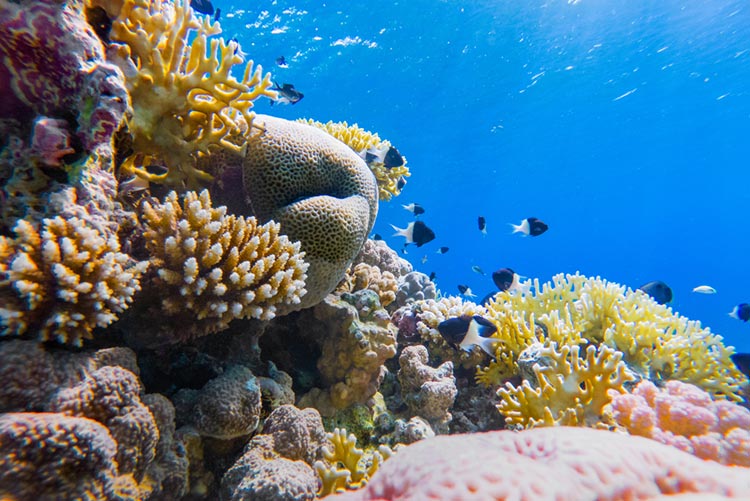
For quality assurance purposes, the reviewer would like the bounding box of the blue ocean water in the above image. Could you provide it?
[219,0,750,352]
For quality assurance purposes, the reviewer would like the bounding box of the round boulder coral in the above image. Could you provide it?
[242,115,379,309]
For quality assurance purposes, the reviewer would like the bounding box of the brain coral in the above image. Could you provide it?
[331,426,750,500]
[137,189,308,342]
[0,412,138,500]
[242,114,379,310]
[0,216,148,346]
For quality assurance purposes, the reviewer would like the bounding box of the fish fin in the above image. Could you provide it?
[390,223,414,243]
[510,220,529,235]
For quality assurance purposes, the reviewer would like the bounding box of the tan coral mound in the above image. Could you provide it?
[243,114,378,309]
[0,412,138,500]
[331,427,750,501]
[139,190,308,340]
[337,262,398,308]
[0,217,147,346]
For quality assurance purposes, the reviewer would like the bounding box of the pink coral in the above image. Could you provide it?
[609,380,750,466]
[331,427,750,501]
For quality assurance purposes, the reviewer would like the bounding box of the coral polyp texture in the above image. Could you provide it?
[480,273,746,400]
[138,190,308,341]
[0,412,138,500]
[89,0,276,188]
[336,262,398,308]
[330,426,750,501]
[243,114,379,309]
[608,380,750,466]
[300,119,411,201]
[0,217,148,346]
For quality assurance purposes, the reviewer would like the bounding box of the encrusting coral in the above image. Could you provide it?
[398,345,457,431]
[329,426,750,501]
[0,412,139,500]
[479,273,746,401]
[87,0,276,188]
[337,262,398,308]
[299,119,411,201]
[137,189,308,342]
[241,114,379,310]
[608,380,750,466]
[0,216,148,346]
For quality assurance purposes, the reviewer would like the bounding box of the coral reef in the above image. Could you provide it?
[394,271,437,309]
[397,345,457,432]
[330,426,750,500]
[337,262,398,308]
[481,273,746,400]
[135,190,308,343]
[497,342,634,428]
[297,290,398,416]
[242,114,379,309]
[0,216,147,346]
[299,119,411,201]
[89,0,275,188]
[173,365,262,440]
[608,380,750,466]
[0,412,138,500]
[351,239,412,278]
[220,405,327,501]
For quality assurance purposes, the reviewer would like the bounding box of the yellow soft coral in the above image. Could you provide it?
[139,190,308,341]
[314,428,393,497]
[91,0,276,188]
[497,342,634,428]
[0,217,148,346]
[483,273,746,401]
[300,119,410,201]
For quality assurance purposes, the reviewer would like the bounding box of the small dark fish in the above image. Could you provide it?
[730,353,750,377]
[276,56,288,68]
[480,292,497,306]
[391,220,435,247]
[436,247,449,254]
[457,285,476,298]
[400,246,408,255]
[383,146,404,168]
[437,315,498,357]
[270,82,304,105]
[371,233,382,241]
[638,281,673,305]
[729,303,750,322]
[402,203,425,216]
[429,271,437,281]
[191,0,214,16]
[471,265,486,276]
[144,164,168,176]
[397,176,407,191]
[478,216,487,236]
[511,217,548,237]
[492,267,520,292]
[213,7,221,21]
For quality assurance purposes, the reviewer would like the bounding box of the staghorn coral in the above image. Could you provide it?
[608,380,750,466]
[497,342,634,428]
[242,114,379,310]
[330,426,750,501]
[137,189,308,342]
[89,0,276,188]
[49,366,160,479]
[314,428,394,497]
[337,262,398,308]
[298,290,398,416]
[398,345,457,431]
[299,119,411,201]
[0,412,138,501]
[481,273,746,400]
[0,215,148,346]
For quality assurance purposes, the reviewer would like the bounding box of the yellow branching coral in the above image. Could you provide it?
[483,273,746,401]
[497,343,634,428]
[314,428,393,497]
[299,119,410,201]
[0,217,148,346]
[139,190,308,340]
[92,0,277,188]
[337,263,398,308]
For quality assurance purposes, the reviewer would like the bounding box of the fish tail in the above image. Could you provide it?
[390,224,412,242]
[510,220,528,235]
